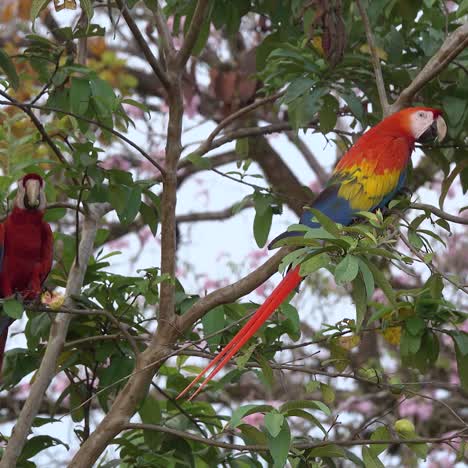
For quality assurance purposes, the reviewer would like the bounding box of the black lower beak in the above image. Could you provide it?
[417,120,439,144]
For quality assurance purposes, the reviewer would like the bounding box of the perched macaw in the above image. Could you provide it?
[0,174,53,373]
[178,107,447,400]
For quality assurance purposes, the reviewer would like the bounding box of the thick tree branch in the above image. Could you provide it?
[178,247,292,330]
[390,22,468,113]
[114,0,170,90]
[0,204,107,468]
[175,0,210,68]
[356,0,389,115]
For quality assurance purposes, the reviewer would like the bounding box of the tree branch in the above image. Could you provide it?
[286,131,328,185]
[151,1,175,57]
[175,0,211,68]
[0,90,68,166]
[191,92,284,159]
[0,100,166,177]
[410,203,468,225]
[356,0,389,115]
[124,423,468,452]
[178,247,293,330]
[114,0,171,90]
[177,201,253,223]
[390,22,468,113]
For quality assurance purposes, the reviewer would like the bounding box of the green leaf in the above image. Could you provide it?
[139,396,162,449]
[320,383,335,405]
[235,138,249,157]
[319,94,339,133]
[44,207,67,222]
[363,260,397,307]
[80,0,94,20]
[362,445,384,468]
[30,0,52,24]
[454,338,468,391]
[0,48,19,90]
[284,77,315,104]
[352,274,367,332]
[3,299,23,319]
[139,201,159,236]
[299,252,330,276]
[264,411,284,437]
[308,444,345,458]
[405,317,425,336]
[400,328,422,356]
[358,259,375,298]
[369,426,390,456]
[335,255,359,283]
[202,305,225,351]
[70,77,91,115]
[280,399,331,416]
[20,435,69,461]
[266,419,291,468]
[306,208,341,236]
[450,331,468,356]
[256,353,275,389]
[253,206,273,248]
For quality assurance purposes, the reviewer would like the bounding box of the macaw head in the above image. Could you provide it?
[15,173,47,211]
[397,107,447,143]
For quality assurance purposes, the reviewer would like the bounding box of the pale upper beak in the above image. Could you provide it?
[435,115,447,142]
[25,179,41,209]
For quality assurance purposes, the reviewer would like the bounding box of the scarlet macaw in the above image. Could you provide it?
[178,107,447,400]
[0,174,53,373]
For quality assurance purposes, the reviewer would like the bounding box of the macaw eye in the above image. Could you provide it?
[417,111,426,118]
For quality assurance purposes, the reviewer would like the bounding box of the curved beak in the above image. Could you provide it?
[25,180,41,209]
[417,115,447,143]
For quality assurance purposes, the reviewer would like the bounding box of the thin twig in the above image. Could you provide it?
[410,203,468,226]
[390,22,468,113]
[356,0,389,115]
[0,100,166,177]
[189,92,284,160]
[175,0,210,68]
[124,423,468,452]
[114,0,170,90]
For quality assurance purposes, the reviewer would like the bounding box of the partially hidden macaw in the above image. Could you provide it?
[178,107,447,400]
[0,174,53,374]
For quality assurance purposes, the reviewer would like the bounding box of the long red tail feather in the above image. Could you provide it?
[177,266,302,400]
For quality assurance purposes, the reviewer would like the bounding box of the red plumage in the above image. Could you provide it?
[0,174,53,374]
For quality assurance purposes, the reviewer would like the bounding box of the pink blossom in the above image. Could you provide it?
[243,412,265,427]
[108,238,130,250]
[371,288,386,304]
[399,396,433,422]
[184,94,200,119]
[247,248,268,268]
[123,103,144,119]
[138,226,153,244]
[100,155,131,171]
[339,396,375,415]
